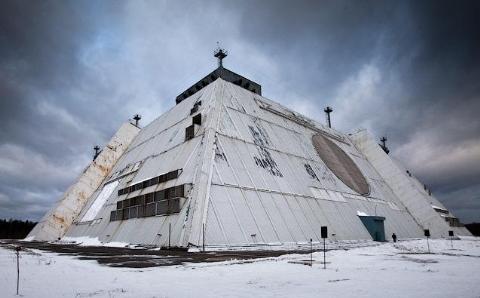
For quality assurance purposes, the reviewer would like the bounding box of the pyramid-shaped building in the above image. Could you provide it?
[28,51,471,248]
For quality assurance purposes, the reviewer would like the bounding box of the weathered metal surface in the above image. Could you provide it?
[26,122,140,241]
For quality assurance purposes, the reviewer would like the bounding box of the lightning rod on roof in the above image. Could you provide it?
[380,136,390,154]
[133,114,142,127]
[324,106,333,128]
[93,145,101,160]
[214,42,228,68]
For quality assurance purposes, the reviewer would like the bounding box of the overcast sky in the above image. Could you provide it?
[1,0,479,223]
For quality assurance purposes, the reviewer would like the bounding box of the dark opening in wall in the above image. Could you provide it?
[190,100,202,115]
[185,125,195,141]
[193,113,202,125]
[190,105,199,115]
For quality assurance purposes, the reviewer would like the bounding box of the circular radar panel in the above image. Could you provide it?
[312,133,369,196]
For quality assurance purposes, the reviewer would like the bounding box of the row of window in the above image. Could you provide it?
[116,184,186,210]
[117,169,180,196]
[110,199,182,221]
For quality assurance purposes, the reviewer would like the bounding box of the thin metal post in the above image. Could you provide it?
[168,223,171,249]
[426,237,430,253]
[15,246,20,295]
[323,238,326,269]
[451,237,453,250]
[310,238,313,267]
[324,107,333,128]
[203,223,206,252]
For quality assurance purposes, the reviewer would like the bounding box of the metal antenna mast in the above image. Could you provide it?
[93,145,101,160]
[324,106,333,128]
[380,136,390,154]
[133,114,142,127]
[214,42,228,68]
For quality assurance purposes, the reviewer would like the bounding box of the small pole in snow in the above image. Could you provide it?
[310,238,313,267]
[323,238,326,269]
[321,226,328,269]
[449,230,454,249]
[203,223,206,252]
[15,246,21,295]
[424,229,431,253]
[168,223,171,249]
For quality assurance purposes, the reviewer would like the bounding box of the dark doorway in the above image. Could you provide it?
[358,215,386,242]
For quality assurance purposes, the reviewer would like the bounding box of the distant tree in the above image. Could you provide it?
[0,219,37,239]
[465,223,480,236]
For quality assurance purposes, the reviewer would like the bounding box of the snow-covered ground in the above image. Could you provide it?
[1,238,479,298]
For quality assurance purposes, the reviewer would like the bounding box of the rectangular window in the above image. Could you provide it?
[154,190,165,201]
[175,185,185,197]
[185,125,195,141]
[168,187,176,199]
[168,199,181,214]
[190,105,199,115]
[145,203,156,217]
[129,206,138,218]
[110,210,117,221]
[145,193,153,203]
[159,174,166,183]
[137,205,145,217]
[116,209,123,220]
[137,195,145,206]
[193,113,202,125]
[145,194,154,204]
[150,176,159,185]
[166,170,179,180]
[156,200,168,215]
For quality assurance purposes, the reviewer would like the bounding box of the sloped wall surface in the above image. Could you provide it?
[350,129,471,237]
[26,122,140,241]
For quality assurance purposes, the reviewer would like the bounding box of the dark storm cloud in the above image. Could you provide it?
[0,0,479,223]
[0,1,128,219]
